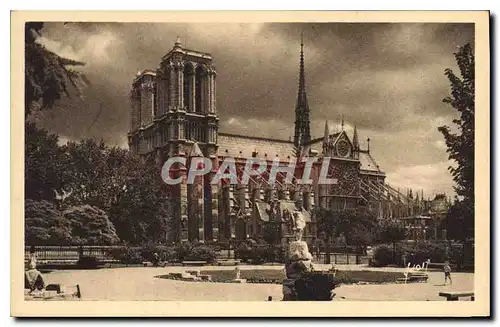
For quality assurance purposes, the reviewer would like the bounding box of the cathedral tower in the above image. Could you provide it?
[128,38,219,242]
[293,34,311,153]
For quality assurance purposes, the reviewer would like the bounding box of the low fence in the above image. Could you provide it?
[25,245,122,264]
[25,245,370,266]
[313,252,370,265]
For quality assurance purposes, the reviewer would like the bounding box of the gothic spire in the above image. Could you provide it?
[353,125,359,150]
[294,33,311,151]
[323,120,329,142]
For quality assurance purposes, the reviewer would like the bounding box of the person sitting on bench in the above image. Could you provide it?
[24,260,45,292]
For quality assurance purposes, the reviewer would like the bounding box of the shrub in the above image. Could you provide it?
[235,242,252,262]
[398,241,452,266]
[25,199,72,245]
[249,246,268,264]
[140,243,176,262]
[108,246,143,264]
[186,245,216,263]
[63,205,120,245]
[174,242,193,261]
[371,245,393,267]
[77,256,100,269]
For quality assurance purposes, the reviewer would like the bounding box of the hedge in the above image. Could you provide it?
[107,242,216,264]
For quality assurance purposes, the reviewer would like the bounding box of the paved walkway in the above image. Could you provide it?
[41,265,474,301]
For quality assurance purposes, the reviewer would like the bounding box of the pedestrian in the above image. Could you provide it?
[444,260,452,285]
[152,252,160,267]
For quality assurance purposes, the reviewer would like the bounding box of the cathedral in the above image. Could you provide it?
[128,37,448,244]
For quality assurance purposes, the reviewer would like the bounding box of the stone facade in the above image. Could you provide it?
[128,39,447,244]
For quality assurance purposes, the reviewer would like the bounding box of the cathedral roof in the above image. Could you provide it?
[359,151,382,173]
[217,133,295,160]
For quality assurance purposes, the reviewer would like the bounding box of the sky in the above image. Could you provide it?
[33,22,474,198]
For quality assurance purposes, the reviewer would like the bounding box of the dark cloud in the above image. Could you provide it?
[33,22,474,196]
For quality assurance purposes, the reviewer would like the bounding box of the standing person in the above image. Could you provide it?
[444,260,453,285]
[152,252,160,267]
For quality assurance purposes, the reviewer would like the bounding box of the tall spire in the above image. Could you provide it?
[341,114,345,131]
[323,120,329,142]
[294,32,311,152]
[353,125,359,149]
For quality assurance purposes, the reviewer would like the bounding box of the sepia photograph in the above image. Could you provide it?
[11,11,490,317]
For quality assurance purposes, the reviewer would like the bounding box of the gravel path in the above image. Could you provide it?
[41,265,474,301]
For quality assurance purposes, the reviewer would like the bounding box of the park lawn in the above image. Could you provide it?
[200,269,286,283]
[200,269,405,284]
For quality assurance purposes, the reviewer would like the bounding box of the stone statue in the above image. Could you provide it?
[282,203,314,301]
[291,210,306,241]
[281,201,338,301]
[234,267,241,280]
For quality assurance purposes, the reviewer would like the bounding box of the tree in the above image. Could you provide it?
[316,208,337,264]
[25,122,67,201]
[438,43,475,201]
[59,139,113,209]
[377,218,407,263]
[25,22,89,118]
[262,222,281,245]
[316,207,377,262]
[63,204,120,245]
[437,43,475,242]
[108,159,173,244]
[25,199,72,245]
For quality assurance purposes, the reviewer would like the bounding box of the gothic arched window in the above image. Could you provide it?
[195,66,204,113]
[183,63,194,111]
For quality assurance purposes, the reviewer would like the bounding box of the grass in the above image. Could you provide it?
[199,269,286,283]
[198,269,406,285]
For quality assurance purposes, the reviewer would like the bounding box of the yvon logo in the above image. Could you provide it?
[403,259,430,283]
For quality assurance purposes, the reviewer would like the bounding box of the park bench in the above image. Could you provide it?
[181,261,208,266]
[439,291,475,301]
[397,271,429,283]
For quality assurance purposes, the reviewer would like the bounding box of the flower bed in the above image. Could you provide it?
[155,268,405,285]
[195,269,405,285]
[200,269,285,284]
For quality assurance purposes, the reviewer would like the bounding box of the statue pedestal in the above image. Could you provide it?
[282,241,314,301]
[282,240,339,301]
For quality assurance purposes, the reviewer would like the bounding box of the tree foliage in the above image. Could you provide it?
[63,205,120,245]
[437,43,475,241]
[25,122,67,201]
[376,218,407,263]
[108,159,172,245]
[315,207,377,247]
[443,198,474,242]
[438,43,475,201]
[25,124,173,245]
[376,218,407,245]
[262,222,281,245]
[25,199,72,245]
[25,22,89,118]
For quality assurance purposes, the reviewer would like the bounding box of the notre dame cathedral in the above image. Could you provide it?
[128,37,449,244]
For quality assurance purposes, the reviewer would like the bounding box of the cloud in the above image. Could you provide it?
[37,30,121,67]
[386,161,456,197]
[434,140,447,150]
[32,22,473,196]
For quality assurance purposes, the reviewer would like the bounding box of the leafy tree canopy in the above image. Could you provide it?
[437,42,475,241]
[25,22,89,118]
[25,199,72,245]
[63,204,120,245]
